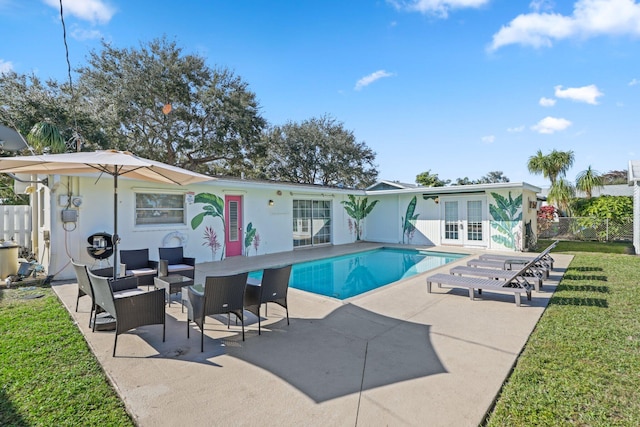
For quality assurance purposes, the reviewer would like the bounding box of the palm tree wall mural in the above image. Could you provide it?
[341,195,379,241]
[191,192,226,260]
[402,196,419,244]
[489,191,522,250]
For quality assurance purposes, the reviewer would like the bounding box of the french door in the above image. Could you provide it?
[441,198,486,246]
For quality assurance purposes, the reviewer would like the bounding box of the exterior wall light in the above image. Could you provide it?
[268,199,274,206]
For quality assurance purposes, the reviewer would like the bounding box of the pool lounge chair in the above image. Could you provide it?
[466,248,552,279]
[426,262,534,307]
[449,263,543,292]
[477,240,558,270]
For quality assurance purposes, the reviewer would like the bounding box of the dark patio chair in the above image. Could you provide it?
[120,248,159,289]
[87,270,166,357]
[186,272,248,352]
[244,265,292,335]
[158,246,195,279]
[72,260,141,327]
[72,260,97,327]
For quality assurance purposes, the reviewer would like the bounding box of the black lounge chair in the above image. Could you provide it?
[244,265,292,335]
[158,246,195,280]
[186,272,248,352]
[72,260,141,327]
[120,248,159,289]
[87,270,165,357]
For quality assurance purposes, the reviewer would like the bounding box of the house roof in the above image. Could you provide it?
[365,181,541,196]
[366,180,419,191]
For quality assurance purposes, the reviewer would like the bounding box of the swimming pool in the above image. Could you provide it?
[250,248,465,300]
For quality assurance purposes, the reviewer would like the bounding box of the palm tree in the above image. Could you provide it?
[26,121,67,154]
[527,149,575,186]
[576,165,604,199]
[547,178,575,215]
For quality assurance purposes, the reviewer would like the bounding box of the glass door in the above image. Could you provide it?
[441,198,486,246]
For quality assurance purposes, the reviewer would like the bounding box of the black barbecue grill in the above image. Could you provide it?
[87,232,113,262]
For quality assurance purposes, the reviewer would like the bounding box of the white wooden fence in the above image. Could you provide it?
[0,205,32,249]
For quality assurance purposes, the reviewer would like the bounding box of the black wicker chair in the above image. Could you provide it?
[72,260,141,327]
[244,265,292,335]
[120,248,159,289]
[186,272,248,352]
[158,246,195,279]
[72,260,97,327]
[87,270,165,357]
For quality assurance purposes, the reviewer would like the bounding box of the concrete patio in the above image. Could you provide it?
[52,243,571,426]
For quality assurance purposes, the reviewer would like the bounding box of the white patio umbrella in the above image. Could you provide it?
[0,150,212,279]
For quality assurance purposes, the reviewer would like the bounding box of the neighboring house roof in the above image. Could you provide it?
[539,184,633,198]
[366,180,420,191]
[366,181,541,196]
[629,160,640,183]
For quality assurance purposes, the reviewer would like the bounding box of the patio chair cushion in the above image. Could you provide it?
[167,263,194,274]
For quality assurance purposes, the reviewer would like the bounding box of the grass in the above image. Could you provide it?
[485,247,640,426]
[0,283,133,427]
[537,238,634,254]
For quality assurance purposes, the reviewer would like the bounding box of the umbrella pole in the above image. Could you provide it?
[113,173,119,281]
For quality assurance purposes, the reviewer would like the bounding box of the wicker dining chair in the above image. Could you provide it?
[87,270,165,357]
[186,272,248,352]
[244,265,292,335]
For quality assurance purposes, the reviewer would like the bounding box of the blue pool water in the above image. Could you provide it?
[249,248,465,300]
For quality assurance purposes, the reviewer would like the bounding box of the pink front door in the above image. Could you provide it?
[225,195,243,257]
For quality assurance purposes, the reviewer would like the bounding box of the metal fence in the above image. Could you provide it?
[538,217,633,242]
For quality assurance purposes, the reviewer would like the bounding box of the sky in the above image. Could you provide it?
[1,0,639,189]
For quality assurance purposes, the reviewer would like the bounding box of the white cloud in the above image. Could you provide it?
[489,0,640,51]
[529,0,555,12]
[531,116,572,134]
[71,27,103,41]
[481,135,495,143]
[0,59,13,74]
[42,0,116,25]
[354,70,394,91]
[507,125,525,132]
[539,97,556,107]
[554,84,603,104]
[629,78,639,86]
[387,0,489,18]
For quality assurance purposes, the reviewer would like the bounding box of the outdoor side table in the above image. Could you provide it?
[154,275,194,307]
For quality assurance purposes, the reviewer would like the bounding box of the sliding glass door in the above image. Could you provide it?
[292,200,331,247]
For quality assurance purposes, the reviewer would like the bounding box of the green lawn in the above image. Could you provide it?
[485,249,640,426]
[0,284,133,427]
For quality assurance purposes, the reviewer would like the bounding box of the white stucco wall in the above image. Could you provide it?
[40,175,361,280]
[32,173,541,280]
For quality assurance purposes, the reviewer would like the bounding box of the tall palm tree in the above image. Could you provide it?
[547,150,575,184]
[547,178,575,215]
[576,165,604,199]
[527,149,575,186]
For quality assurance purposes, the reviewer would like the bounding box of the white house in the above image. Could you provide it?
[19,173,540,280]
